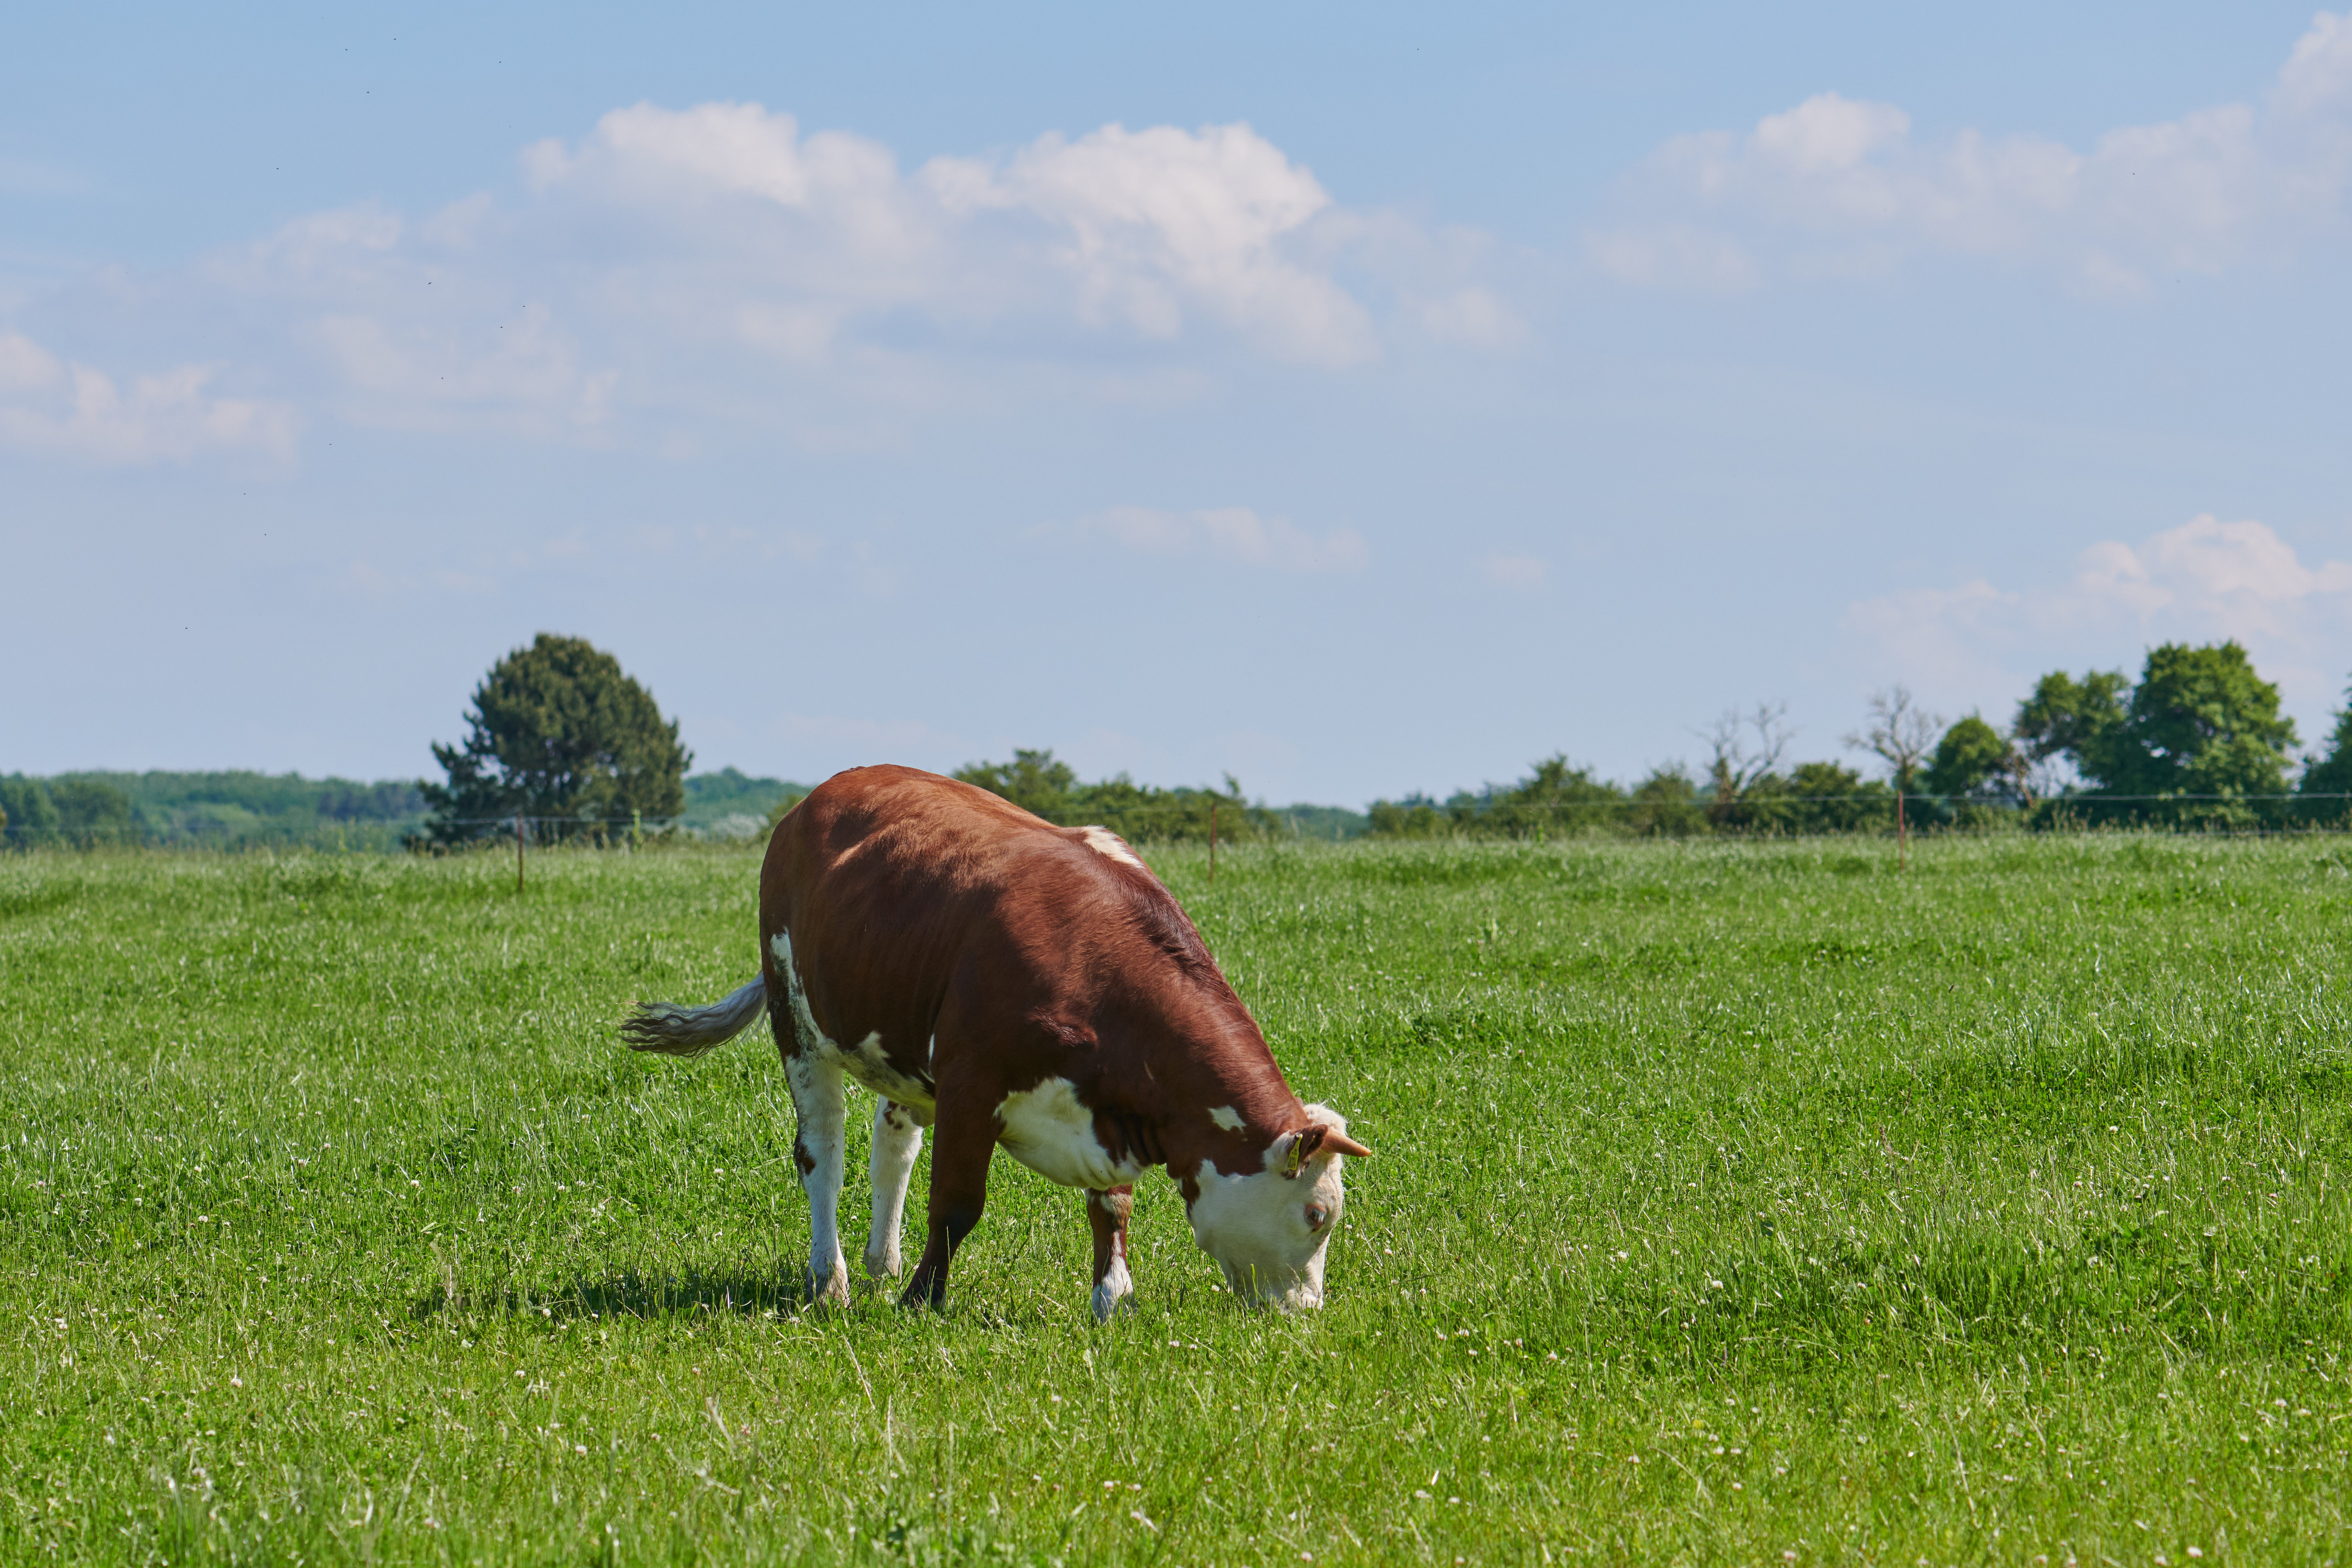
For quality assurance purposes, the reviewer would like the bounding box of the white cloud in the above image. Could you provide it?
[1477,552,1549,590]
[925,120,1374,363]
[1592,11,2352,291]
[0,329,293,464]
[2075,512,2352,632]
[144,101,1481,446]
[1052,505,1369,572]
[1846,515,2352,711]
[509,103,1381,365]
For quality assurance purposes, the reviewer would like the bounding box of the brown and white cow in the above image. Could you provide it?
[619,765,1370,1316]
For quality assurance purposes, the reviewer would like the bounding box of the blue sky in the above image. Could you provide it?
[6,2,2349,803]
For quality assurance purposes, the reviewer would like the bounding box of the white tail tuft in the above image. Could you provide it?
[619,978,768,1058]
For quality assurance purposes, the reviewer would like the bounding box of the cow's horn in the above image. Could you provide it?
[1324,1131,1373,1159]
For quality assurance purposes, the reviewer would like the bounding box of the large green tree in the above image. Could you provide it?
[421,634,690,844]
[2015,643,2295,825]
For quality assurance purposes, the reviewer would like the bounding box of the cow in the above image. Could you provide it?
[618,765,1371,1318]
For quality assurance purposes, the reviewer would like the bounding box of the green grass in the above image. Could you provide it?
[4,836,2351,1566]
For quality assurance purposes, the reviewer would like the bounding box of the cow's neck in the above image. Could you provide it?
[1122,985,1301,1177]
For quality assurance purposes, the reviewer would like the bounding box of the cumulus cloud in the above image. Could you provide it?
[1050,505,1369,572]
[926,120,1375,361]
[2075,513,2352,631]
[1846,514,2352,709]
[1592,10,2352,291]
[115,101,1484,449]
[0,329,294,463]
[521,103,1382,363]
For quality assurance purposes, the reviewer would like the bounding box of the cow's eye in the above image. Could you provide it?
[1305,1203,1330,1232]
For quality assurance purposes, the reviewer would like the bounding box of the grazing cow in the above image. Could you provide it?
[619,765,1369,1317]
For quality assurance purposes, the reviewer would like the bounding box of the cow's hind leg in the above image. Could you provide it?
[785,1051,851,1306]
[864,1099,924,1280]
[1087,1185,1135,1321]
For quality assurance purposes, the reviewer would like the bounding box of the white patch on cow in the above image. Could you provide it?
[1208,1105,1246,1133]
[1079,825,1145,870]
[865,1100,923,1279]
[1091,1252,1134,1321]
[840,1030,936,1115]
[784,1049,850,1306]
[770,929,935,1118]
[1184,1112,1352,1311]
[995,1077,1144,1191]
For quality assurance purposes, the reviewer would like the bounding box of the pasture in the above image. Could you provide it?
[3,836,2349,1565]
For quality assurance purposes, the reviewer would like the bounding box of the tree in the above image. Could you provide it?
[1625,764,1708,837]
[2016,643,2295,825]
[0,775,60,844]
[954,749,1078,821]
[1925,715,2018,800]
[2120,642,2295,804]
[1366,793,1449,837]
[1702,702,1794,830]
[2300,680,2352,824]
[49,778,138,845]
[2013,668,2131,788]
[1782,760,1893,833]
[1846,686,1943,795]
[419,634,690,844]
[956,749,1275,842]
[1460,756,1625,837]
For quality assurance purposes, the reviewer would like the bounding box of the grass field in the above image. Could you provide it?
[4,835,2349,1566]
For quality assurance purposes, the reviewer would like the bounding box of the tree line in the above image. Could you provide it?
[0,771,428,850]
[1369,641,2349,838]
[15,633,2347,853]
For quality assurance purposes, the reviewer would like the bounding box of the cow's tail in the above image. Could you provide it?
[619,977,768,1058]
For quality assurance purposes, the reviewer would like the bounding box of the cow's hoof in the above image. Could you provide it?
[862,1246,902,1281]
[806,1269,852,1309]
[1090,1285,1134,1322]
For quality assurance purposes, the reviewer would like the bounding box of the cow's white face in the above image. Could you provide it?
[1184,1108,1355,1311]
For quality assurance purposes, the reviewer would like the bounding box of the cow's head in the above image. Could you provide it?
[1184,1104,1372,1311]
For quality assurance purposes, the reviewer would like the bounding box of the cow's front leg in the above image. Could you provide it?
[785,1050,850,1306]
[1087,1185,1135,1321]
[901,1108,992,1311]
[864,1099,924,1280]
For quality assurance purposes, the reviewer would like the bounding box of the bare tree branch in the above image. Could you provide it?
[1702,701,1794,801]
[1845,685,1943,793]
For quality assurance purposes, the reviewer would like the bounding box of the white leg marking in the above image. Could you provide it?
[1091,1248,1134,1321]
[785,1050,850,1305]
[865,1100,923,1279]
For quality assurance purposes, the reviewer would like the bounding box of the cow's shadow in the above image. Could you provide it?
[407,1268,1087,1331]
[408,1267,828,1324]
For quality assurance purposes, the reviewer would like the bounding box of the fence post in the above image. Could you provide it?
[516,812,525,893]
[1896,791,1906,872]
[1210,804,1218,884]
